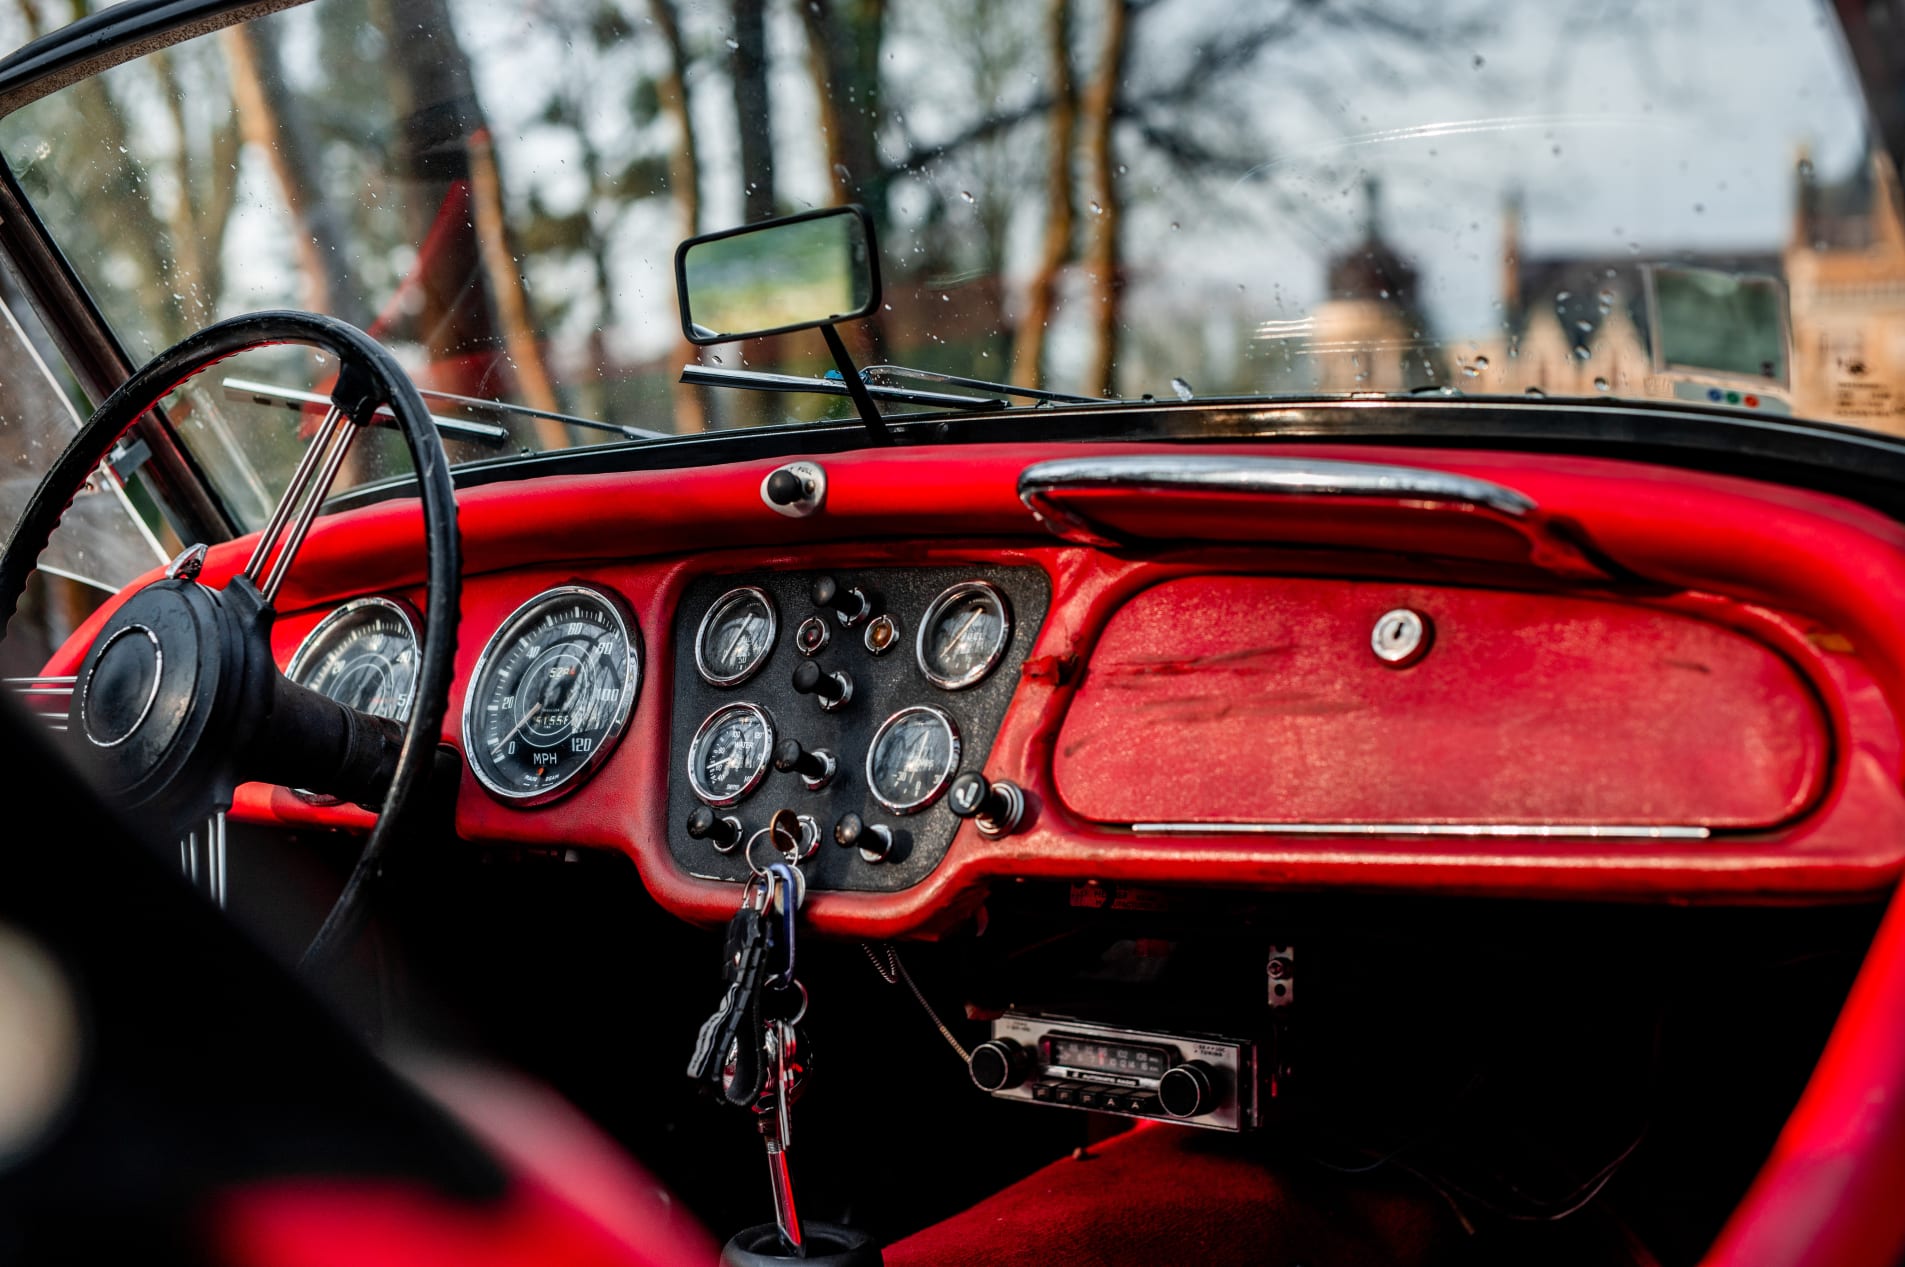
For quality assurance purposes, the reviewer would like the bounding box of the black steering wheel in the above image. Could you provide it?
[0,311,460,968]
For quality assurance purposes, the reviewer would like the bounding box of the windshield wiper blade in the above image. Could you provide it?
[411,385,664,441]
[680,363,1008,411]
[222,378,509,444]
[859,364,1098,405]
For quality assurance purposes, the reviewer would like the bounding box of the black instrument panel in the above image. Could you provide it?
[667,565,1049,892]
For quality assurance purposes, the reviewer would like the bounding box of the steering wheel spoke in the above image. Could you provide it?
[241,403,360,605]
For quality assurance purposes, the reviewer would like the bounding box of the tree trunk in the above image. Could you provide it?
[651,0,709,433]
[467,130,565,444]
[221,23,369,328]
[1078,0,1127,398]
[1009,0,1076,390]
[798,0,889,361]
[730,0,776,223]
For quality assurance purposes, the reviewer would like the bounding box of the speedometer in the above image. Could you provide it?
[463,585,641,805]
[287,597,420,722]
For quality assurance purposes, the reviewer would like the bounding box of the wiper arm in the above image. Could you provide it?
[410,385,664,441]
[680,363,1008,411]
[859,364,1098,405]
[222,378,508,443]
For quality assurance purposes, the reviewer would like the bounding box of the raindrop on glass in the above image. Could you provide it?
[1524,385,1546,397]
[1593,377,1610,392]
[1170,377,1195,401]
[1472,53,1485,68]
[960,190,974,203]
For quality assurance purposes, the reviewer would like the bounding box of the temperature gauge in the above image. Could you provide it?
[689,702,775,807]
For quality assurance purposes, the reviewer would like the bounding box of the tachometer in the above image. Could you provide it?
[464,585,641,805]
[695,585,777,686]
[917,580,1011,690]
[866,705,961,814]
[287,596,420,722]
[688,702,774,807]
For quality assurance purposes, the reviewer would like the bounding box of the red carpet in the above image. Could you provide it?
[884,1122,1659,1267]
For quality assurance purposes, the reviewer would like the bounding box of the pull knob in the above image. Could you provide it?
[686,805,743,853]
[947,771,1025,837]
[791,659,853,711]
[1157,1061,1215,1119]
[812,574,872,626]
[833,812,893,862]
[968,1039,1027,1092]
[764,468,807,506]
[774,737,836,790]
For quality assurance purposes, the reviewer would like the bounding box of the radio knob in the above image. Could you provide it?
[1158,1061,1215,1119]
[968,1039,1027,1092]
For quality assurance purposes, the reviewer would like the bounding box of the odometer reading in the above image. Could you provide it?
[464,585,640,804]
[866,705,961,814]
[688,702,775,807]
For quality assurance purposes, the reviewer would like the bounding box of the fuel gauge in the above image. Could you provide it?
[917,581,1011,690]
[696,586,777,686]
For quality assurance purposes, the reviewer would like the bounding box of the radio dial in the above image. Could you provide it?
[1158,1061,1215,1119]
[968,1039,1027,1092]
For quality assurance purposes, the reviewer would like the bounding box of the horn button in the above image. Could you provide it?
[71,579,243,812]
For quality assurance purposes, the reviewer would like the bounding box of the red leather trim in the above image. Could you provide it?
[1702,877,1905,1267]
[45,443,1905,933]
[1054,576,1829,828]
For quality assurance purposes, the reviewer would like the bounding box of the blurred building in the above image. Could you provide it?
[1306,153,1905,435]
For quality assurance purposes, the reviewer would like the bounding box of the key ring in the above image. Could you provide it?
[744,828,778,876]
[765,977,809,1027]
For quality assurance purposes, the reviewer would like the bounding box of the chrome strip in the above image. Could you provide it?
[1018,454,1537,546]
[1133,822,1712,840]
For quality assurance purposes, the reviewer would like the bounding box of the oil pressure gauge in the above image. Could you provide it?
[917,580,1011,690]
[866,705,961,814]
[464,585,641,805]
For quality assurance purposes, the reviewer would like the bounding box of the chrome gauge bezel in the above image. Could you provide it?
[694,585,779,687]
[916,580,1012,690]
[687,701,776,808]
[286,596,422,806]
[462,584,642,807]
[286,596,423,714]
[865,704,963,815]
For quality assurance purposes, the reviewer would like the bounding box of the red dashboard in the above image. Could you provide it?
[42,441,1905,937]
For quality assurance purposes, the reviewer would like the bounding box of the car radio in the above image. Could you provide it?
[966,1012,1258,1132]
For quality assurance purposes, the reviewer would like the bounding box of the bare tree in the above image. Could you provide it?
[731,0,776,222]
[1078,0,1129,397]
[1010,0,1077,388]
[650,0,709,433]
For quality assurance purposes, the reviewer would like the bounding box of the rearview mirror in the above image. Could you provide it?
[675,205,880,344]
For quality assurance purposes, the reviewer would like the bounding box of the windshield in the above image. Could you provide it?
[0,0,1883,523]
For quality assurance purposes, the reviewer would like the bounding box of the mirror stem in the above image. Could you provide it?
[820,323,891,446]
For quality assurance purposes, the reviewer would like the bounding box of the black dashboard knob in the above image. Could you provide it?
[834,812,894,861]
[764,468,807,506]
[791,659,853,710]
[685,805,742,852]
[968,1039,1027,1092]
[1158,1061,1216,1119]
[947,771,1026,836]
[812,575,872,625]
[773,737,836,789]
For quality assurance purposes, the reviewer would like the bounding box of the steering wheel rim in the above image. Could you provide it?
[0,310,460,970]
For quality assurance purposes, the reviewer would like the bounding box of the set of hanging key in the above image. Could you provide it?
[689,809,813,1254]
